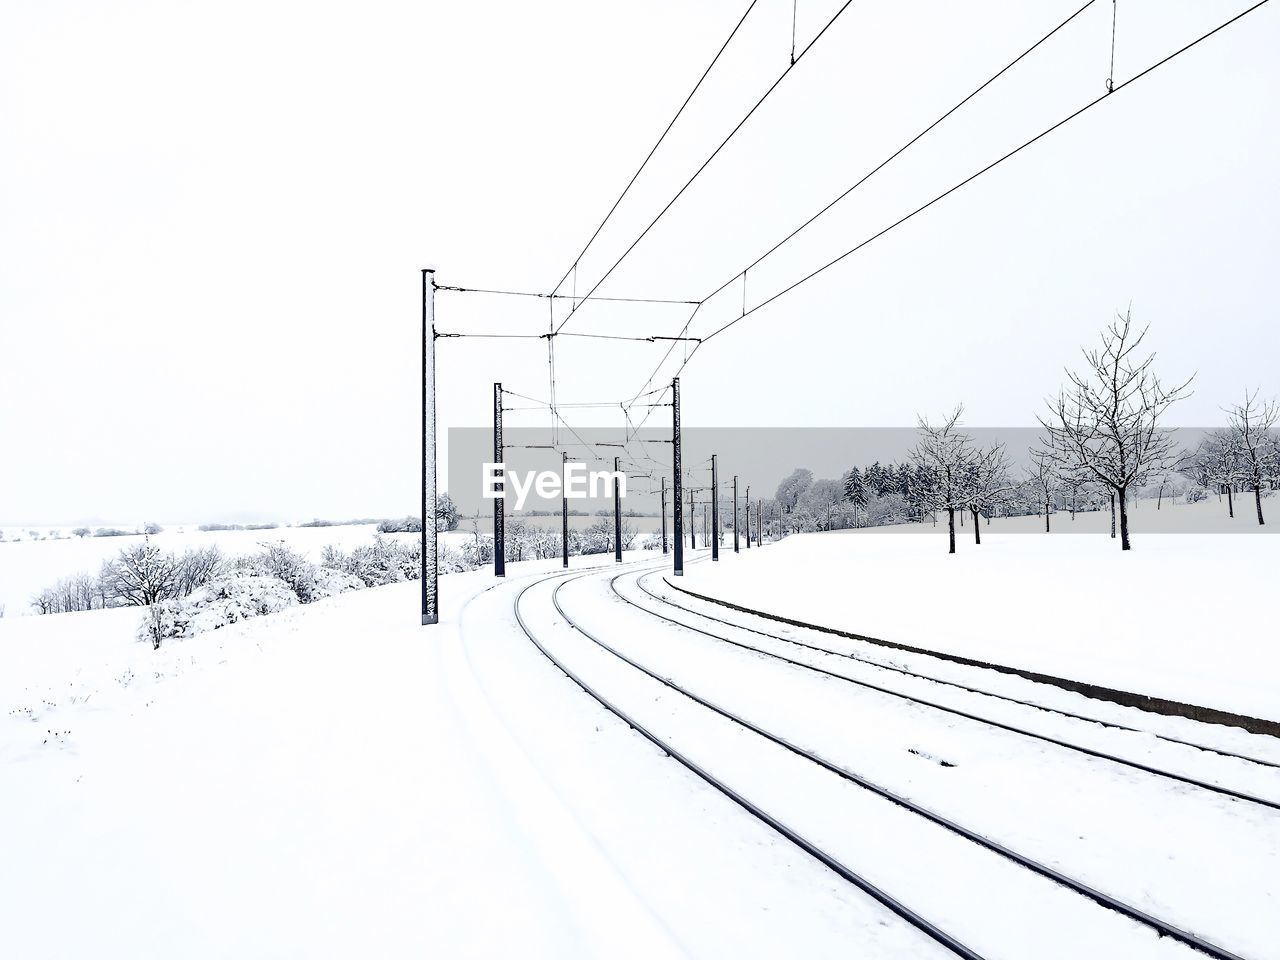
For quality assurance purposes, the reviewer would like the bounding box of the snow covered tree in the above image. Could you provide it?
[841,466,866,512]
[775,468,814,514]
[963,443,1014,544]
[1026,446,1059,533]
[1225,389,1279,525]
[99,536,179,606]
[911,406,975,554]
[1040,310,1191,551]
[436,493,461,532]
[1192,431,1244,518]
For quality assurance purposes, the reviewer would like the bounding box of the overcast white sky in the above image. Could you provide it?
[2,0,1276,524]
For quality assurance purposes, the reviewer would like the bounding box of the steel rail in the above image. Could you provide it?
[513,568,988,960]
[541,568,1251,960]
[607,573,1280,812]
[634,574,1280,771]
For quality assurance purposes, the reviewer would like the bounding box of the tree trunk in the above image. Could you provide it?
[1227,485,1234,518]
[947,508,955,554]
[1256,484,1265,525]
[1045,496,1051,533]
[1119,486,1131,550]
[1110,492,1116,538]
[972,508,981,544]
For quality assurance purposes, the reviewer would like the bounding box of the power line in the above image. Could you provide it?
[692,0,1100,312]
[548,0,761,301]
[625,0,1098,423]
[700,0,1271,345]
[554,0,861,336]
[437,284,697,305]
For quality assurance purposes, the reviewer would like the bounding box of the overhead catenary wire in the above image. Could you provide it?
[554,0,861,336]
[689,0,1101,313]
[617,0,1101,426]
[548,0,762,301]
[438,284,698,306]
[699,0,1271,345]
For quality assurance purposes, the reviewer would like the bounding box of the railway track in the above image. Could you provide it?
[612,571,1280,813]
[514,563,1258,960]
[654,576,1280,770]
[514,565,987,960]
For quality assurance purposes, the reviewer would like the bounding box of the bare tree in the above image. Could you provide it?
[1026,446,1059,533]
[99,537,179,606]
[1192,431,1243,518]
[174,545,226,596]
[1040,310,1192,550]
[1225,389,1279,526]
[911,406,974,554]
[964,443,1015,544]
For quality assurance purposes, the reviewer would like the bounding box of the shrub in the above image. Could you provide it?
[325,535,423,587]
[377,516,422,533]
[139,576,299,648]
[93,527,132,538]
[73,527,90,538]
[235,542,318,602]
[143,522,164,535]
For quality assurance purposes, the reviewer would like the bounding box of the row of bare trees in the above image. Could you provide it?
[31,540,225,614]
[915,311,1276,553]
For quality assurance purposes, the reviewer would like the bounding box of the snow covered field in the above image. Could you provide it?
[4,541,1279,958]
[683,520,1280,723]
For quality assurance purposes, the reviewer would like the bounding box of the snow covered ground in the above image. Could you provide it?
[1,552,692,958]
[683,521,1280,723]
[5,531,1278,957]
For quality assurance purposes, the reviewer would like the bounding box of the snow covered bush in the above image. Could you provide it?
[377,516,422,533]
[311,566,365,599]
[139,576,299,648]
[320,535,422,587]
[635,532,660,551]
[234,542,319,602]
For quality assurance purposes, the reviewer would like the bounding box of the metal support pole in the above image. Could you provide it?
[745,485,751,549]
[711,455,720,561]
[757,500,762,546]
[493,382,505,577]
[826,500,831,532]
[561,451,569,568]
[689,486,696,550]
[421,268,438,626]
[672,378,683,576]
[660,476,668,554]
[613,456,623,563]
[732,475,740,553]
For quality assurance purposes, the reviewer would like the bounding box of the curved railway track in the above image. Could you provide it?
[654,576,1280,770]
[610,570,1280,813]
[513,562,1257,960]
[513,566,988,960]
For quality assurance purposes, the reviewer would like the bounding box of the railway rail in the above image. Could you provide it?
[511,562,1259,960]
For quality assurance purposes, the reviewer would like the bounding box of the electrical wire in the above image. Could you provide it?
[549,0,761,299]
[701,0,1271,344]
[438,284,697,305]
[554,0,861,335]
